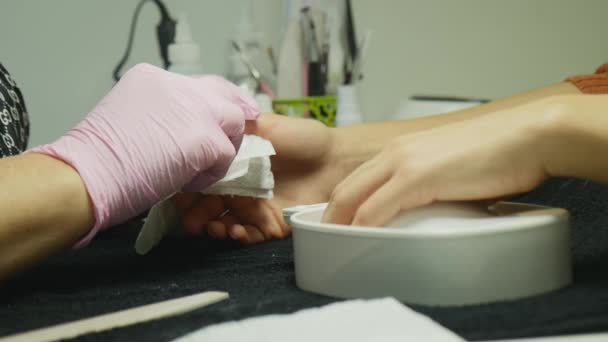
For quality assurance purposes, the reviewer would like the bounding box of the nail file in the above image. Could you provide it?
[0,291,229,342]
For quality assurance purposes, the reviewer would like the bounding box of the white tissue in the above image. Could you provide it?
[203,135,275,199]
[134,135,276,255]
[172,298,464,342]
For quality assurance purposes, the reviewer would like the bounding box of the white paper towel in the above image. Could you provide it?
[172,298,464,342]
[134,135,276,255]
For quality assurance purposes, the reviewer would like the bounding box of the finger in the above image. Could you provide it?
[182,133,235,192]
[173,192,200,216]
[228,224,266,245]
[255,200,289,239]
[352,177,432,227]
[207,221,226,239]
[207,214,238,240]
[281,222,292,237]
[244,112,281,135]
[224,197,286,239]
[268,199,291,238]
[275,214,292,239]
[243,225,268,244]
[322,156,392,225]
[227,224,246,242]
[212,99,247,147]
[269,201,291,239]
[182,196,225,235]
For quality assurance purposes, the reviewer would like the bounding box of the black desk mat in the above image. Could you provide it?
[2,177,608,341]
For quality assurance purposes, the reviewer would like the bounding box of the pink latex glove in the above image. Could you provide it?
[30,63,259,247]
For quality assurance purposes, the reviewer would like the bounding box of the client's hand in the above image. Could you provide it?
[323,98,560,226]
[175,113,343,244]
[31,63,258,247]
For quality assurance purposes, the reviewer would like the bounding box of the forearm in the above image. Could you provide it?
[331,82,581,172]
[0,154,93,281]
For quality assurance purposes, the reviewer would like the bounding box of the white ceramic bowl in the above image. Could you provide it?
[288,202,572,306]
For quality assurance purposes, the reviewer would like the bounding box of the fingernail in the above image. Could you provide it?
[228,225,241,240]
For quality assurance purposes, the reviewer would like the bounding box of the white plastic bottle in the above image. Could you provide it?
[336,84,363,127]
[168,13,203,75]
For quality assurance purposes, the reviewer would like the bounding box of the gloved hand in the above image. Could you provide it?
[30,63,259,247]
[174,113,339,244]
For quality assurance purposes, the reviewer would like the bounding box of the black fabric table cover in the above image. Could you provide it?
[2,177,608,341]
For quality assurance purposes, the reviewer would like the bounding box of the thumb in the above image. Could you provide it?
[182,134,236,192]
[245,113,281,137]
[208,99,249,150]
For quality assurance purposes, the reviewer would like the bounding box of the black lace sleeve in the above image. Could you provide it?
[0,63,30,157]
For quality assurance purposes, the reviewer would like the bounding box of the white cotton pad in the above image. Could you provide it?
[134,135,276,255]
[288,202,572,306]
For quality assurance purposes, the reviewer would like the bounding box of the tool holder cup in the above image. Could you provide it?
[272,96,337,127]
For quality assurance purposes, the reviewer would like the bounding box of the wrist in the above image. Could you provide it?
[535,94,608,182]
[29,130,138,246]
[0,153,94,278]
[17,153,94,240]
[528,95,578,178]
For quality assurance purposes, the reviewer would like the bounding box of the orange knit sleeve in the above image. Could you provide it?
[567,64,608,94]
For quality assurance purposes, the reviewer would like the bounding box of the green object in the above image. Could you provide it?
[272,96,336,127]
